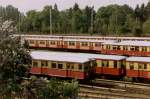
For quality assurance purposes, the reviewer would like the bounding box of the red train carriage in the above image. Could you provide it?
[30,51,126,77]
[93,55,126,76]
[25,37,116,53]
[101,41,150,56]
[64,53,126,76]
[126,57,150,79]
[30,51,96,79]
[63,39,115,52]
[25,38,62,48]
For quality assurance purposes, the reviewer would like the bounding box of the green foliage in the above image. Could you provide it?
[0,5,22,29]
[0,36,31,80]
[24,77,79,99]
[16,3,150,36]
[1,3,150,36]
[143,18,150,34]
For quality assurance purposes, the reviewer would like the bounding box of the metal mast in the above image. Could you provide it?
[91,6,94,36]
[50,7,52,35]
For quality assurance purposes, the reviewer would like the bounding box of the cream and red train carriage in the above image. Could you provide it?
[50,52,126,76]
[26,38,63,48]
[30,51,126,77]
[101,41,150,56]
[25,37,116,52]
[30,51,96,79]
[77,53,126,76]
[93,54,126,76]
[126,57,150,79]
[25,37,150,57]
[63,39,115,51]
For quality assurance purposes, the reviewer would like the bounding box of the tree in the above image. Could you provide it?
[143,18,150,34]
[23,77,79,99]
[17,3,150,36]
[0,20,31,98]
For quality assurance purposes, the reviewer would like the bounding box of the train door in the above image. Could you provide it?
[35,40,39,47]
[63,41,68,48]
[89,42,94,50]
[57,41,61,48]
[66,63,72,78]
[76,42,80,49]
[138,63,143,78]
[46,40,49,47]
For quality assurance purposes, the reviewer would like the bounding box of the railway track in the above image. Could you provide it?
[95,79,150,89]
[79,79,150,99]
[79,84,150,99]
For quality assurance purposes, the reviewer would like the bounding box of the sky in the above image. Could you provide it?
[0,0,149,13]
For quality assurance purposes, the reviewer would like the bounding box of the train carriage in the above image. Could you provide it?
[30,51,96,79]
[102,41,150,56]
[63,39,110,51]
[68,53,126,76]
[25,38,63,48]
[94,55,126,76]
[126,57,150,79]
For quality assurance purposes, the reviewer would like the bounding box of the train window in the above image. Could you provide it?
[51,41,56,45]
[89,43,93,46]
[142,47,147,52]
[52,63,56,68]
[78,64,82,70]
[64,41,68,45]
[41,61,48,67]
[40,41,45,44]
[138,64,142,69]
[95,43,101,47]
[130,47,135,51]
[112,46,117,50]
[81,42,88,46]
[57,41,60,45]
[33,61,38,67]
[67,64,74,70]
[92,61,97,67]
[114,61,117,68]
[71,65,74,69]
[84,65,88,70]
[117,46,120,50]
[135,46,139,51]
[102,61,109,67]
[123,46,128,50]
[58,64,63,69]
[144,64,147,69]
[69,41,75,46]
[106,45,110,49]
[67,64,70,69]
[129,63,134,70]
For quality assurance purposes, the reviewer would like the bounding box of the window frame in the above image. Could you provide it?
[32,61,38,67]
[51,62,57,68]
[58,63,63,69]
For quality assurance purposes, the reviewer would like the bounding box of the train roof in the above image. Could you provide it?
[30,51,92,63]
[103,41,150,47]
[30,50,126,61]
[63,39,116,43]
[25,37,116,43]
[25,38,61,41]
[126,57,150,63]
[13,34,150,40]
[78,53,126,60]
